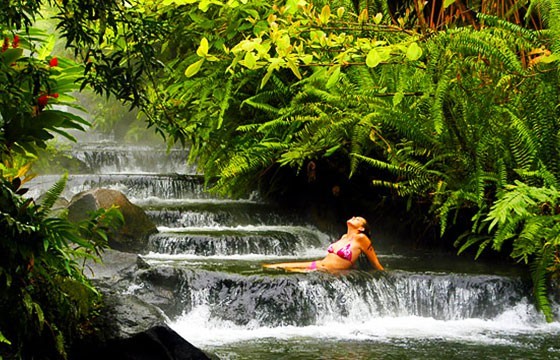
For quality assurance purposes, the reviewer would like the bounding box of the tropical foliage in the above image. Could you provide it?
[0,9,124,358]
[133,0,560,320]
[3,5,560,358]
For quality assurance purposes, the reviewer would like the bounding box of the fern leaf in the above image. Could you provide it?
[39,173,68,217]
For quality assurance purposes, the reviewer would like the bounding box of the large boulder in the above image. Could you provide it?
[71,293,212,360]
[72,250,214,360]
[67,188,157,252]
[77,324,212,360]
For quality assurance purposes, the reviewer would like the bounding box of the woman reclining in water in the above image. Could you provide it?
[263,216,384,272]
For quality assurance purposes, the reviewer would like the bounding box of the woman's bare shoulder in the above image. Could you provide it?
[354,233,372,247]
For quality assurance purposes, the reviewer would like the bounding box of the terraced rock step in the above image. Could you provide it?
[143,200,302,228]
[147,226,329,257]
[68,143,193,174]
[27,173,209,200]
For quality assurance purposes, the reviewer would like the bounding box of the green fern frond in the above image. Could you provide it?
[237,123,261,132]
[530,244,554,322]
[448,28,524,74]
[216,77,233,129]
[505,109,539,171]
[241,98,281,114]
[491,216,523,252]
[455,234,492,259]
[486,181,536,231]
[257,118,293,134]
[477,13,540,43]
[437,189,478,235]
[39,173,68,217]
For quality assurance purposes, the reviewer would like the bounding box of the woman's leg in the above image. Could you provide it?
[263,260,317,270]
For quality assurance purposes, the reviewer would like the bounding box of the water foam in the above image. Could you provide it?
[169,301,560,349]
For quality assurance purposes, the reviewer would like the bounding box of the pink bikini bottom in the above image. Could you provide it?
[308,261,317,270]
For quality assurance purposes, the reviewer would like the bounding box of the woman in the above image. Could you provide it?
[263,216,384,272]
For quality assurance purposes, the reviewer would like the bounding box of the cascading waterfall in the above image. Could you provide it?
[28,135,560,359]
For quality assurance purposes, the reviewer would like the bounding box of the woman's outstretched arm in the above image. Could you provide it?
[357,236,384,270]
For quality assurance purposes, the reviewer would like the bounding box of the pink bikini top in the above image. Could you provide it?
[327,243,353,262]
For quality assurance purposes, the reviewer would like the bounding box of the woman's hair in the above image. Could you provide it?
[358,217,371,238]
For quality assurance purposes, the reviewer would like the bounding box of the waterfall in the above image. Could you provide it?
[28,134,560,359]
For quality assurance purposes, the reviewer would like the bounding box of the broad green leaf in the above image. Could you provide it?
[1,48,23,65]
[185,58,204,77]
[162,0,197,4]
[366,48,381,68]
[443,0,456,9]
[286,58,302,79]
[393,91,404,106]
[337,7,345,18]
[326,66,341,88]
[197,37,209,57]
[325,145,341,156]
[199,0,221,12]
[319,5,331,25]
[260,68,275,88]
[199,0,211,11]
[276,35,291,51]
[37,35,56,60]
[253,20,269,35]
[285,0,298,14]
[406,42,423,61]
[241,8,259,18]
[301,54,313,65]
[0,331,11,345]
[538,54,559,64]
[246,51,257,69]
[358,8,368,23]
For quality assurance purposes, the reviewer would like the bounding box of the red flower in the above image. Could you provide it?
[49,57,58,67]
[37,95,49,108]
[2,37,8,52]
[12,35,19,48]
[52,93,59,98]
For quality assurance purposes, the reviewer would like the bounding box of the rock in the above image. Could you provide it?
[70,283,213,359]
[67,188,157,252]
[85,248,138,283]
[72,324,212,360]
[73,250,215,360]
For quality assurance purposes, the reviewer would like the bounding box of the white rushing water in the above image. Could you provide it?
[170,301,560,348]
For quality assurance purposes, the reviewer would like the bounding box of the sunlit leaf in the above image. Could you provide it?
[1,48,23,65]
[37,35,56,60]
[319,5,331,25]
[243,51,257,69]
[326,66,341,88]
[162,0,197,4]
[444,0,457,9]
[185,58,204,77]
[406,42,423,61]
[358,8,368,24]
[393,91,404,106]
[197,37,209,57]
[366,48,381,68]
[286,58,301,79]
[337,7,345,18]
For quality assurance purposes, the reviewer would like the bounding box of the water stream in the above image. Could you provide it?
[28,136,560,359]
